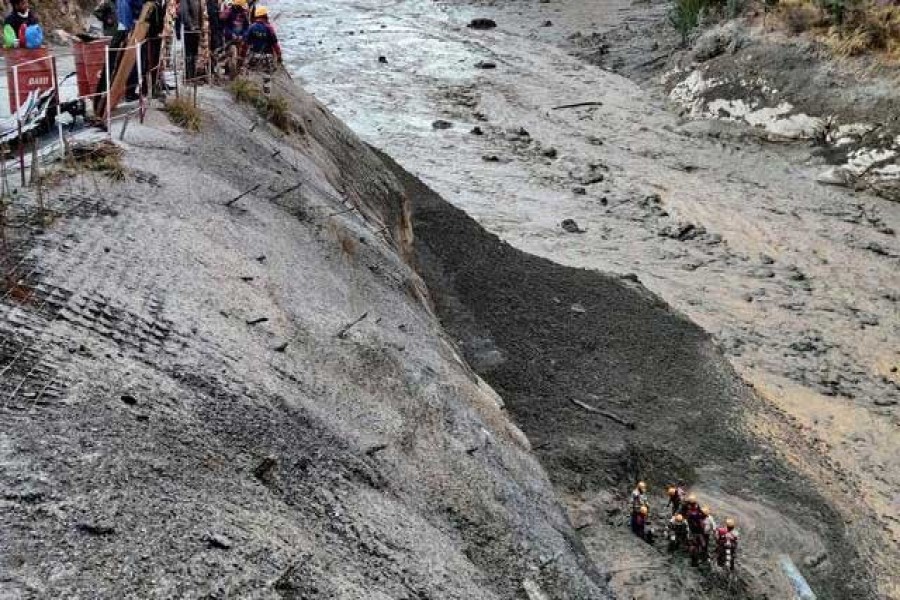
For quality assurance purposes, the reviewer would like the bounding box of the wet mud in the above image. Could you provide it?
[382,150,873,599]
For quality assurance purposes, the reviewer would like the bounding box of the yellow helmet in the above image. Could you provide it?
[232,0,248,8]
[254,5,268,17]
[686,494,697,504]
[639,505,648,516]
[667,486,676,497]
[725,518,736,530]
[674,514,684,523]
[637,481,647,492]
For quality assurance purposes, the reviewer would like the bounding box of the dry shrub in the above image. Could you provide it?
[165,97,202,131]
[779,0,825,33]
[66,140,126,180]
[829,4,900,57]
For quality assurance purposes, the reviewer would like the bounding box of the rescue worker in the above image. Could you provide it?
[632,505,649,540]
[243,5,281,72]
[630,481,648,515]
[681,493,700,520]
[716,517,739,570]
[667,513,688,552]
[699,505,717,562]
[4,0,38,43]
[682,494,705,566]
[666,485,683,516]
[220,0,250,43]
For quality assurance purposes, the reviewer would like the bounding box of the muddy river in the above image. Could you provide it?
[268,0,898,596]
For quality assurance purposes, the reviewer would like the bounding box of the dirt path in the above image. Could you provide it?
[278,0,899,597]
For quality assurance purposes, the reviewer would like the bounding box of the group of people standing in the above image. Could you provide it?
[92,0,282,100]
[630,481,740,571]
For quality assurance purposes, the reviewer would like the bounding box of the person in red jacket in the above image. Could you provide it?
[716,518,739,570]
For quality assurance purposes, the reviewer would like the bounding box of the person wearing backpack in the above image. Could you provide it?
[4,0,38,48]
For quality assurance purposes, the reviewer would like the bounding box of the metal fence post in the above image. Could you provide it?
[105,44,112,135]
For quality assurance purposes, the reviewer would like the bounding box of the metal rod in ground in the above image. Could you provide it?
[1,145,9,197]
[36,172,44,222]
[193,83,198,108]
[119,115,132,141]
[337,312,368,339]
[17,122,25,187]
[267,182,302,202]
[29,136,38,186]
[225,183,261,207]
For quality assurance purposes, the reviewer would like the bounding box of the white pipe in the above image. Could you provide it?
[779,555,817,600]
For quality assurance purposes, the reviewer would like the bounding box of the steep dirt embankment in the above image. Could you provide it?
[386,155,874,600]
[0,78,609,599]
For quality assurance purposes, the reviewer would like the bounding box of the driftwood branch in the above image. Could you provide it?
[552,101,604,111]
[336,311,369,339]
[569,398,635,429]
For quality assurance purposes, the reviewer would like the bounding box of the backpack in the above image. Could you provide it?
[2,24,15,48]
[24,23,42,49]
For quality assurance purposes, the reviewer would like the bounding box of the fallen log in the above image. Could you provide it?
[569,398,635,429]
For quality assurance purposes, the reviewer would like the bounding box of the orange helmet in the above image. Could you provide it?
[674,514,684,523]
[667,486,676,497]
[701,505,712,516]
[686,494,698,504]
[637,481,647,492]
[726,518,736,530]
[639,505,649,516]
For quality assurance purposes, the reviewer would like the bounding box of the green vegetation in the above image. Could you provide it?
[229,78,297,133]
[165,97,203,132]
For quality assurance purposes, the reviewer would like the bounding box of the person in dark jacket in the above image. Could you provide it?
[180,0,202,79]
[207,0,221,53]
[93,0,118,37]
[4,0,38,46]
[243,5,280,72]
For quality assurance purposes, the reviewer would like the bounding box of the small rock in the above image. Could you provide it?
[572,187,586,195]
[206,533,233,549]
[816,166,854,187]
[877,226,895,236]
[77,521,115,536]
[759,253,775,265]
[482,154,501,162]
[570,303,587,314]
[377,55,388,64]
[874,398,897,407]
[542,20,553,27]
[272,341,289,352]
[253,456,278,484]
[471,126,484,135]
[120,394,137,406]
[542,147,558,159]
[432,119,453,130]
[468,18,497,30]
[865,241,893,257]
[474,60,497,69]
[561,219,586,234]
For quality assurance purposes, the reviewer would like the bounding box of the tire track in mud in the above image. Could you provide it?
[376,150,874,599]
